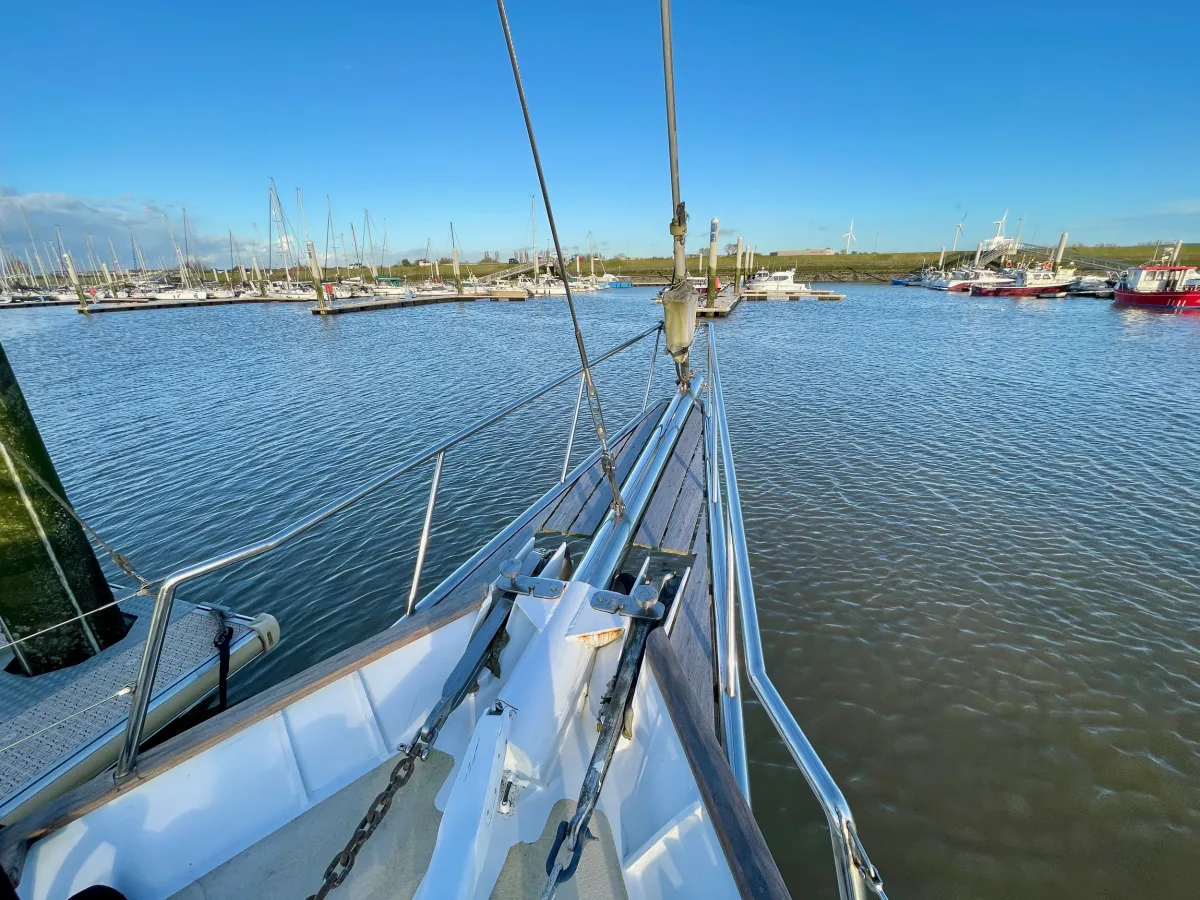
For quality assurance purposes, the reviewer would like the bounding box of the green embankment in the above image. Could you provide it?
[206,244,1197,286]
[311,245,1199,284]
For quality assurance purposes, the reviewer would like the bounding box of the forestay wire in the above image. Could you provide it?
[495,0,627,519]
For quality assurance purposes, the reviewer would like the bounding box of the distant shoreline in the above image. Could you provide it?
[370,244,1195,285]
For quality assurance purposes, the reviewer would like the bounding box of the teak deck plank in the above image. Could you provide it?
[661,435,707,554]
[632,408,703,551]
[542,402,665,535]
[647,629,792,900]
[668,513,716,735]
[568,407,667,536]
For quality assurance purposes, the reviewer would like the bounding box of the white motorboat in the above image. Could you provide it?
[741,269,845,300]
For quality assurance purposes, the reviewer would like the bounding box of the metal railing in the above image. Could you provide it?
[706,323,887,900]
[113,323,663,780]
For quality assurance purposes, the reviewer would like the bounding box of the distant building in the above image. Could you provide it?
[769,248,836,256]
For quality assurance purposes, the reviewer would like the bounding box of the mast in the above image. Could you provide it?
[20,206,48,289]
[349,223,361,269]
[269,180,292,287]
[107,238,125,283]
[530,195,538,278]
[325,197,338,277]
[130,228,150,278]
[164,215,189,287]
[450,222,461,292]
[364,211,379,281]
[381,218,390,278]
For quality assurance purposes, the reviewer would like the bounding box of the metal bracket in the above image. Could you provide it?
[498,557,566,599]
[590,582,665,621]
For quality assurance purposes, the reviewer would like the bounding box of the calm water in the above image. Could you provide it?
[2,286,1197,899]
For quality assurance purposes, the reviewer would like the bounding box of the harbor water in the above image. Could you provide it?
[1,285,1196,899]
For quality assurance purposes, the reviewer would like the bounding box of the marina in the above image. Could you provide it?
[0,0,1196,896]
[2,284,1198,899]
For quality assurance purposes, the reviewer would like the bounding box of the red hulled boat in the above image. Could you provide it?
[969,264,1075,297]
[1114,260,1200,311]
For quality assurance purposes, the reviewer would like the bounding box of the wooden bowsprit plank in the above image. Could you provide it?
[541,401,666,535]
[668,513,715,735]
[566,402,669,537]
[633,408,703,550]
[660,432,707,554]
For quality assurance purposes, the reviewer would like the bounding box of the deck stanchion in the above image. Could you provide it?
[641,327,662,412]
[561,375,585,483]
[406,451,445,616]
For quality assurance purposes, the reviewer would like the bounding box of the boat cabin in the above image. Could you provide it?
[1120,265,1200,293]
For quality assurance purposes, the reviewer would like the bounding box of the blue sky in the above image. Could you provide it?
[3,0,1198,265]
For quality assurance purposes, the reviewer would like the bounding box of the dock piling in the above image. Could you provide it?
[63,253,87,311]
[707,218,719,308]
[306,240,327,312]
[735,236,744,295]
[1053,232,1068,272]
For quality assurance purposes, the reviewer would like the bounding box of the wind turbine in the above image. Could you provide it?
[993,209,1008,240]
[842,218,857,253]
[952,210,969,251]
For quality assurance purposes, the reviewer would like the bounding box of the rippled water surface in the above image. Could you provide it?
[2,286,1197,899]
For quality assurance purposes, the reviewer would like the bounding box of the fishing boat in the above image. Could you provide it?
[1112,242,1199,310]
[969,265,1075,298]
[1114,266,1200,309]
[0,5,886,900]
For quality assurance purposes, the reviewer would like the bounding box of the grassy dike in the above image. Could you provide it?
[242,244,1196,285]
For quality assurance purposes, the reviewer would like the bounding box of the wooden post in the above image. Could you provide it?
[0,342,127,673]
[707,218,719,308]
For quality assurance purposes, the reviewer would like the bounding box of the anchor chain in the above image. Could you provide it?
[306,749,418,900]
[305,549,545,898]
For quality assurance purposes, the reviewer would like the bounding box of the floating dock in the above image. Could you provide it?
[695,294,742,318]
[75,296,313,314]
[740,288,845,301]
[311,291,528,315]
[0,298,77,309]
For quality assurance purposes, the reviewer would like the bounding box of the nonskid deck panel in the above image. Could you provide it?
[169,751,455,900]
[0,600,251,802]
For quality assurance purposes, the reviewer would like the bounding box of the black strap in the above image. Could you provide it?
[211,612,234,712]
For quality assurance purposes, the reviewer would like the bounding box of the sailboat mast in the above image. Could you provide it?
[364,212,378,281]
